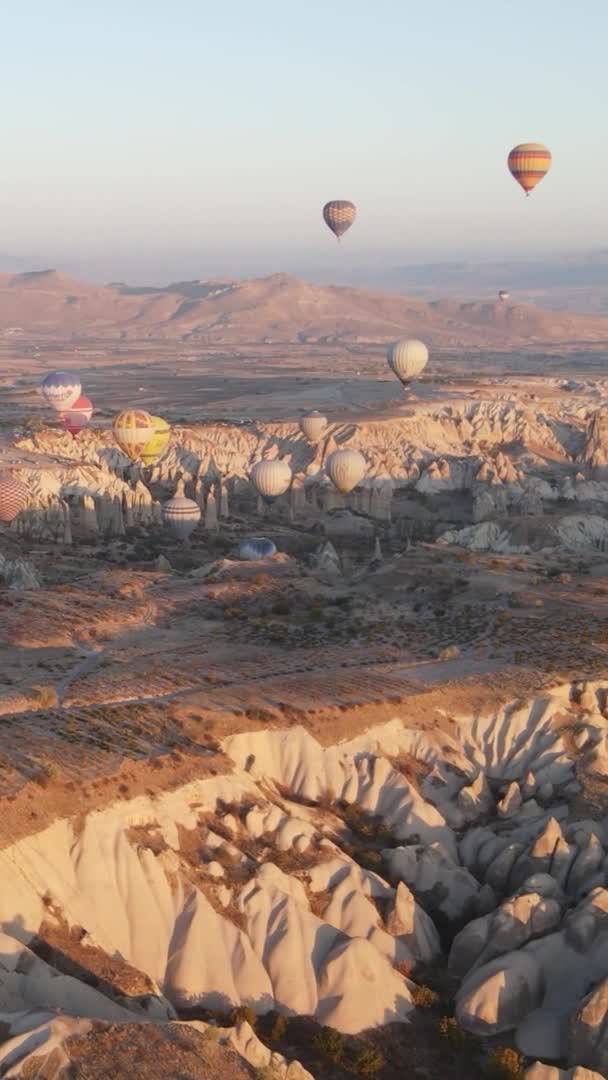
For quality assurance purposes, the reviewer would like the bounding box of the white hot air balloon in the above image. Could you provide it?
[326,449,366,495]
[300,410,327,443]
[387,338,429,387]
[250,459,292,505]
[498,290,510,302]
[161,479,201,540]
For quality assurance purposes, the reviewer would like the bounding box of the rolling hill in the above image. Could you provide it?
[1,268,607,348]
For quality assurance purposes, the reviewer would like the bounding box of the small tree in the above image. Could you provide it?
[485,1047,525,1080]
[355,1044,385,1074]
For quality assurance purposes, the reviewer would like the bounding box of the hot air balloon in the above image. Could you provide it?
[238,537,277,561]
[61,395,93,438]
[112,409,156,462]
[140,415,171,466]
[300,411,327,443]
[41,371,82,412]
[323,201,356,240]
[507,143,551,196]
[387,339,429,387]
[326,449,366,495]
[498,290,510,303]
[250,459,292,505]
[0,474,28,523]
[162,479,201,540]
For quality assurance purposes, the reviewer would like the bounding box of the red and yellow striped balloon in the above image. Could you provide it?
[508,143,552,196]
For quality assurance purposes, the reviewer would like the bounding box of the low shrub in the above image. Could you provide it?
[437,1015,467,1048]
[485,1047,525,1079]
[230,1005,257,1029]
[312,1026,345,1063]
[411,984,440,1008]
[268,1013,288,1041]
[35,686,59,709]
[354,1044,385,1074]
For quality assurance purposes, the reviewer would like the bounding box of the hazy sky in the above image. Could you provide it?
[2,0,607,282]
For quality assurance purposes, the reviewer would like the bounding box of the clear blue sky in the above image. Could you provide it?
[1,0,607,281]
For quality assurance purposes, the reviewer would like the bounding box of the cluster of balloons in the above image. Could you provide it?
[112,409,171,466]
[41,371,93,438]
[4,142,551,533]
[110,409,200,540]
[247,336,431,503]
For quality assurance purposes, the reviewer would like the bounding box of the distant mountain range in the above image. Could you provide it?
[315,252,608,313]
[0,268,607,349]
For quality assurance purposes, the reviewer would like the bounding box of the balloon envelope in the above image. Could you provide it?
[162,495,201,540]
[300,411,327,442]
[250,460,292,503]
[0,474,28,523]
[498,290,510,302]
[140,415,171,466]
[42,371,82,412]
[387,339,429,386]
[323,201,356,239]
[61,394,93,437]
[238,537,277,561]
[508,143,551,195]
[326,449,366,494]
[112,409,156,461]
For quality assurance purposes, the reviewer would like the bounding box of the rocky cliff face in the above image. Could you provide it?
[1,685,608,1073]
[3,397,608,555]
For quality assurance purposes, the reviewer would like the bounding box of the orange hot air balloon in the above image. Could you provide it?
[508,143,552,196]
[323,200,356,240]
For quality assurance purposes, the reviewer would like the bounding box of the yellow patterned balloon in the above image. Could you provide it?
[112,409,156,461]
[140,415,171,466]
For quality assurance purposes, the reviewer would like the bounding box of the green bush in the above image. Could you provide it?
[485,1047,525,1079]
[355,1044,385,1074]
[230,1005,257,1029]
[268,1013,288,1041]
[312,1026,345,1063]
[437,1015,467,1048]
[412,984,440,1008]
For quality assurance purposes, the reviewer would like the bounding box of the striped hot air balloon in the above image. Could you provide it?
[508,143,552,196]
[250,459,292,505]
[0,474,28,523]
[61,394,93,437]
[140,415,171,466]
[322,201,356,240]
[387,339,429,387]
[112,409,156,462]
[300,410,327,443]
[41,371,82,412]
[326,449,366,495]
[162,479,201,540]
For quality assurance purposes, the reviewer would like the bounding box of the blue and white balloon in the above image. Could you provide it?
[41,371,82,412]
[238,537,277,561]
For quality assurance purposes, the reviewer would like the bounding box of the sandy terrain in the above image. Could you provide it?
[1,284,608,1077]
